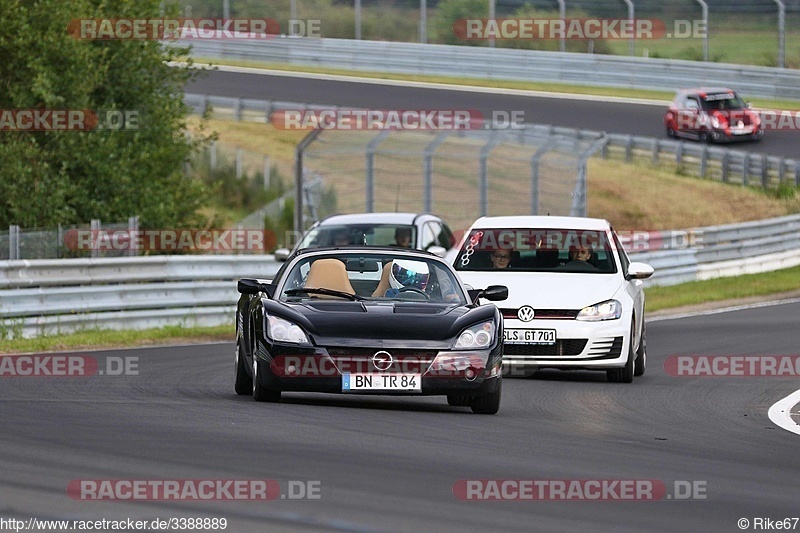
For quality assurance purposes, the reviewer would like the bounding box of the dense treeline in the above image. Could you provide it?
[0,0,210,229]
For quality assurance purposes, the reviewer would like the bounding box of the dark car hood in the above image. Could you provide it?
[263,299,496,346]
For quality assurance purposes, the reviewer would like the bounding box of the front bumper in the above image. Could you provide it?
[501,317,630,371]
[255,344,503,396]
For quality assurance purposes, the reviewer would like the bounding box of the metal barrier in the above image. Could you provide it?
[182,37,800,100]
[186,93,799,191]
[2,214,800,337]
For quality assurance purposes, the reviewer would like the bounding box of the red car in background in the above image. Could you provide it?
[664,88,764,143]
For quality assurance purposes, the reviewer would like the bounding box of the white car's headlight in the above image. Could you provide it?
[267,315,310,344]
[454,321,495,349]
[576,300,622,321]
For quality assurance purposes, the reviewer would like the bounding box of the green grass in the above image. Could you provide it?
[646,264,800,311]
[0,324,233,354]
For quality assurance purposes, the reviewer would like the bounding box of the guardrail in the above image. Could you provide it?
[182,37,800,100]
[186,93,799,189]
[2,215,799,338]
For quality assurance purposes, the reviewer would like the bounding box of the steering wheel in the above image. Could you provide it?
[397,287,430,300]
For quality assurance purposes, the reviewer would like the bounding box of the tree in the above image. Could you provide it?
[0,0,210,229]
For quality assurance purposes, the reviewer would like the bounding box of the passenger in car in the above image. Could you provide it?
[394,227,412,248]
[568,245,592,262]
[490,249,512,269]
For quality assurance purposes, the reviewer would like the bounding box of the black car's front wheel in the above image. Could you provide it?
[252,358,281,403]
[234,342,252,395]
[470,378,502,414]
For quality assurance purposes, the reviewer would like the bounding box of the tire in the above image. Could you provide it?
[470,379,502,414]
[607,323,635,383]
[634,321,647,377]
[234,341,252,395]
[666,125,676,138]
[699,131,710,143]
[252,357,281,403]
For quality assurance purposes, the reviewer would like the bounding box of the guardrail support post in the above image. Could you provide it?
[761,155,769,188]
[128,217,139,257]
[795,161,800,186]
[743,153,749,186]
[625,135,633,162]
[675,142,684,167]
[721,152,729,183]
[700,145,708,178]
[651,139,659,165]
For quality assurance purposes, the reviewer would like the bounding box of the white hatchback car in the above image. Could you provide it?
[454,216,654,383]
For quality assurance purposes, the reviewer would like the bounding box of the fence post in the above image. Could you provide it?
[128,216,139,257]
[423,132,450,213]
[234,97,242,121]
[9,225,20,260]
[236,148,243,179]
[530,140,554,215]
[294,129,323,234]
[263,156,271,190]
[366,131,391,213]
[90,219,100,259]
[479,131,501,217]
[57,224,64,259]
[210,140,217,169]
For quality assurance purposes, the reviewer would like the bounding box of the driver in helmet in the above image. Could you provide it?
[384,259,430,298]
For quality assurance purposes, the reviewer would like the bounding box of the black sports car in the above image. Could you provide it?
[234,247,508,414]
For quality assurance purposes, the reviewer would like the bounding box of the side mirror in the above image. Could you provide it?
[427,245,447,258]
[469,285,508,303]
[237,278,275,297]
[746,101,752,109]
[274,248,290,262]
[625,262,654,280]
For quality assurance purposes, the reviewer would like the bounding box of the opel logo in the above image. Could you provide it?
[517,306,535,322]
[372,351,393,371]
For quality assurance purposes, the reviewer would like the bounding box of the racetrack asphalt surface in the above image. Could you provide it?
[187,70,800,160]
[3,301,800,532]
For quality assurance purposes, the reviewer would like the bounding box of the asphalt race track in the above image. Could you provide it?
[2,301,800,532]
[187,70,800,160]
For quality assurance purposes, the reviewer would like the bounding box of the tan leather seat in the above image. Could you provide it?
[305,259,355,296]
[371,261,393,297]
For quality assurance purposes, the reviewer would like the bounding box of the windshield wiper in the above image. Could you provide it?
[284,288,364,301]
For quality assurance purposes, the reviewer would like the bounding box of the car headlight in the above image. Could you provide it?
[710,116,721,129]
[576,300,622,321]
[267,315,310,344]
[454,321,495,349]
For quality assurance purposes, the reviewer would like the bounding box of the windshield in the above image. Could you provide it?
[296,224,417,250]
[454,228,618,274]
[701,92,746,111]
[279,253,466,304]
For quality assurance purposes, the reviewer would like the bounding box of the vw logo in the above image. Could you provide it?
[517,306,535,322]
[372,351,393,371]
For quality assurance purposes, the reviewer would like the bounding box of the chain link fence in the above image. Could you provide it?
[298,126,606,233]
